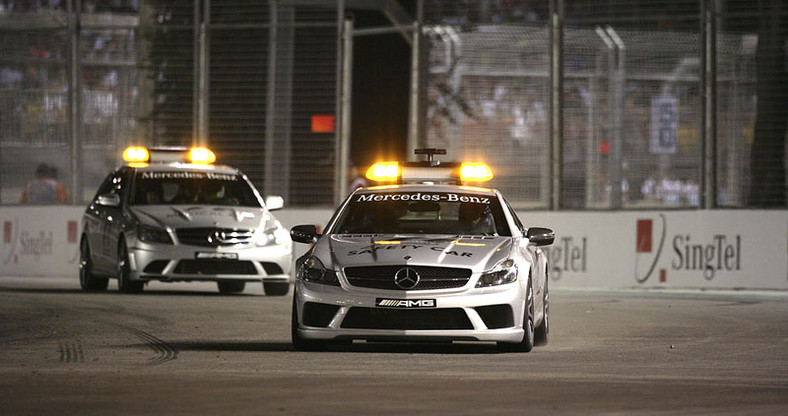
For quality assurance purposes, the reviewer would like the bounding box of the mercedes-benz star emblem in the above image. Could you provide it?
[209,230,229,245]
[394,267,420,290]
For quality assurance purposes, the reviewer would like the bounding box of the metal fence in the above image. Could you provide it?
[1,1,785,210]
[0,1,339,206]
[422,21,764,209]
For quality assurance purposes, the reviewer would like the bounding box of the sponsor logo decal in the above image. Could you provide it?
[543,236,587,280]
[356,193,490,204]
[672,234,741,281]
[635,215,667,283]
[347,244,473,258]
[141,171,238,181]
[376,298,436,308]
[3,218,79,266]
[635,214,742,283]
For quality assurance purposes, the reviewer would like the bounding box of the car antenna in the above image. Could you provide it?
[414,148,446,166]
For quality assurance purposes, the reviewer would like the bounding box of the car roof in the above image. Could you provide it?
[354,183,498,195]
[127,162,241,175]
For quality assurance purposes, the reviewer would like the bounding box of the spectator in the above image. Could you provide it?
[20,163,68,203]
[683,178,699,206]
[657,170,682,207]
[640,172,658,202]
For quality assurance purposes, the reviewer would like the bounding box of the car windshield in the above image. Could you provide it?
[332,191,511,236]
[130,171,262,207]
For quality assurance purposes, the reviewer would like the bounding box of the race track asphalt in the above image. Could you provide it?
[1,277,786,415]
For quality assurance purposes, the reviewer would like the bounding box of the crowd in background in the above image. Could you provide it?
[428,72,711,208]
[0,0,138,13]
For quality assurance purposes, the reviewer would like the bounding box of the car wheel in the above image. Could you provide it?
[291,296,327,351]
[498,277,535,353]
[117,240,143,294]
[264,281,290,296]
[534,274,549,346]
[217,281,246,294]
[79,238,108,291]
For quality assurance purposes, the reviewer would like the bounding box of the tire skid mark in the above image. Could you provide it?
[58,341,85,363]
[129,328,179,365]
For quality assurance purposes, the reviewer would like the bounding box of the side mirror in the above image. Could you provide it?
[290,224,320,244]
[96,193,121,207]
[526,227,554,246]
[264,195,284,211]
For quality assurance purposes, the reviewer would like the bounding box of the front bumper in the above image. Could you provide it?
[127,240,292,283]
[294,280,527,343]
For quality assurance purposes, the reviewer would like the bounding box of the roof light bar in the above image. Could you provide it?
[459,163,494,182]
[122,146,217,165]
[365,150,494,184]
[188,147,217,164]
[123,146,150,164]
[365,161,400,182]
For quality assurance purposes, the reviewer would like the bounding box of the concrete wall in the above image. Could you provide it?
[2,206,786,290]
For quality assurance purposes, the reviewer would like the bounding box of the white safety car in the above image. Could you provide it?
[79,146,292,295]
[290,149,554,351]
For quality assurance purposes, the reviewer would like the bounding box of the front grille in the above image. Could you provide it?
[174,259,258,275]
[344,265,472,291]
[341,307,473,330]
[176,228,254,247]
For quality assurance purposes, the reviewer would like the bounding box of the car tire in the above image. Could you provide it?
[117,240,143,294]
[291,296,327,351]
[217,281,246,294]
[498,277,535,353]
[79,238,108,291]
[264,282,290,296]
[534,274,549,346]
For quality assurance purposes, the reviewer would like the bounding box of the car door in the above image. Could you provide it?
[88,169,128,273]
[84,172,116,274]
[101,168,132,270]
[502,197,545,310]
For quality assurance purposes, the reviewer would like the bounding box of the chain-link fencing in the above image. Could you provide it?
[0,1,785,209]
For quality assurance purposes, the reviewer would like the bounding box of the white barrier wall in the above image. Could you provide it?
[2,206,786,290]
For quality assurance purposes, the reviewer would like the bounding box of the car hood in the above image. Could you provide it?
[321,234,513,272]
[130,205,271,230]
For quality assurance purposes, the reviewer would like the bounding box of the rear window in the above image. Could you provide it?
[130,171,261,207]
[332,191,510,236]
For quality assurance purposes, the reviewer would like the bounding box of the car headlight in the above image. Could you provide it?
[297,256,339,286]
[256,221,290,247]
[137,225,173,245]
[476,259,517,287]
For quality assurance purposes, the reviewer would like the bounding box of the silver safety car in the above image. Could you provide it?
[290,150,554,351]
[79,146,292,295]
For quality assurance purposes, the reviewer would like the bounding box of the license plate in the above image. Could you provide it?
[195,252,238,260]
[375,298,436,308]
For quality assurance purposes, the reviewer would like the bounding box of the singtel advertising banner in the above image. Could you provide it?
[1,207,786,290]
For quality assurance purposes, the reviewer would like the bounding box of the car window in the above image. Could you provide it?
[501,195,524,234]
[332,191,511,236]
[130,171,262,207]
[91,169,125,201]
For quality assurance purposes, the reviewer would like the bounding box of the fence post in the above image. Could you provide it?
[701,0,717,209]
[338,17,353,202]
[549,0,564,211]
[407,0,423,160]
[606,26,625,209]
[265,0,278,201]
[68,0,81,204]
[333,1,348,205]
[193,0,210,146]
